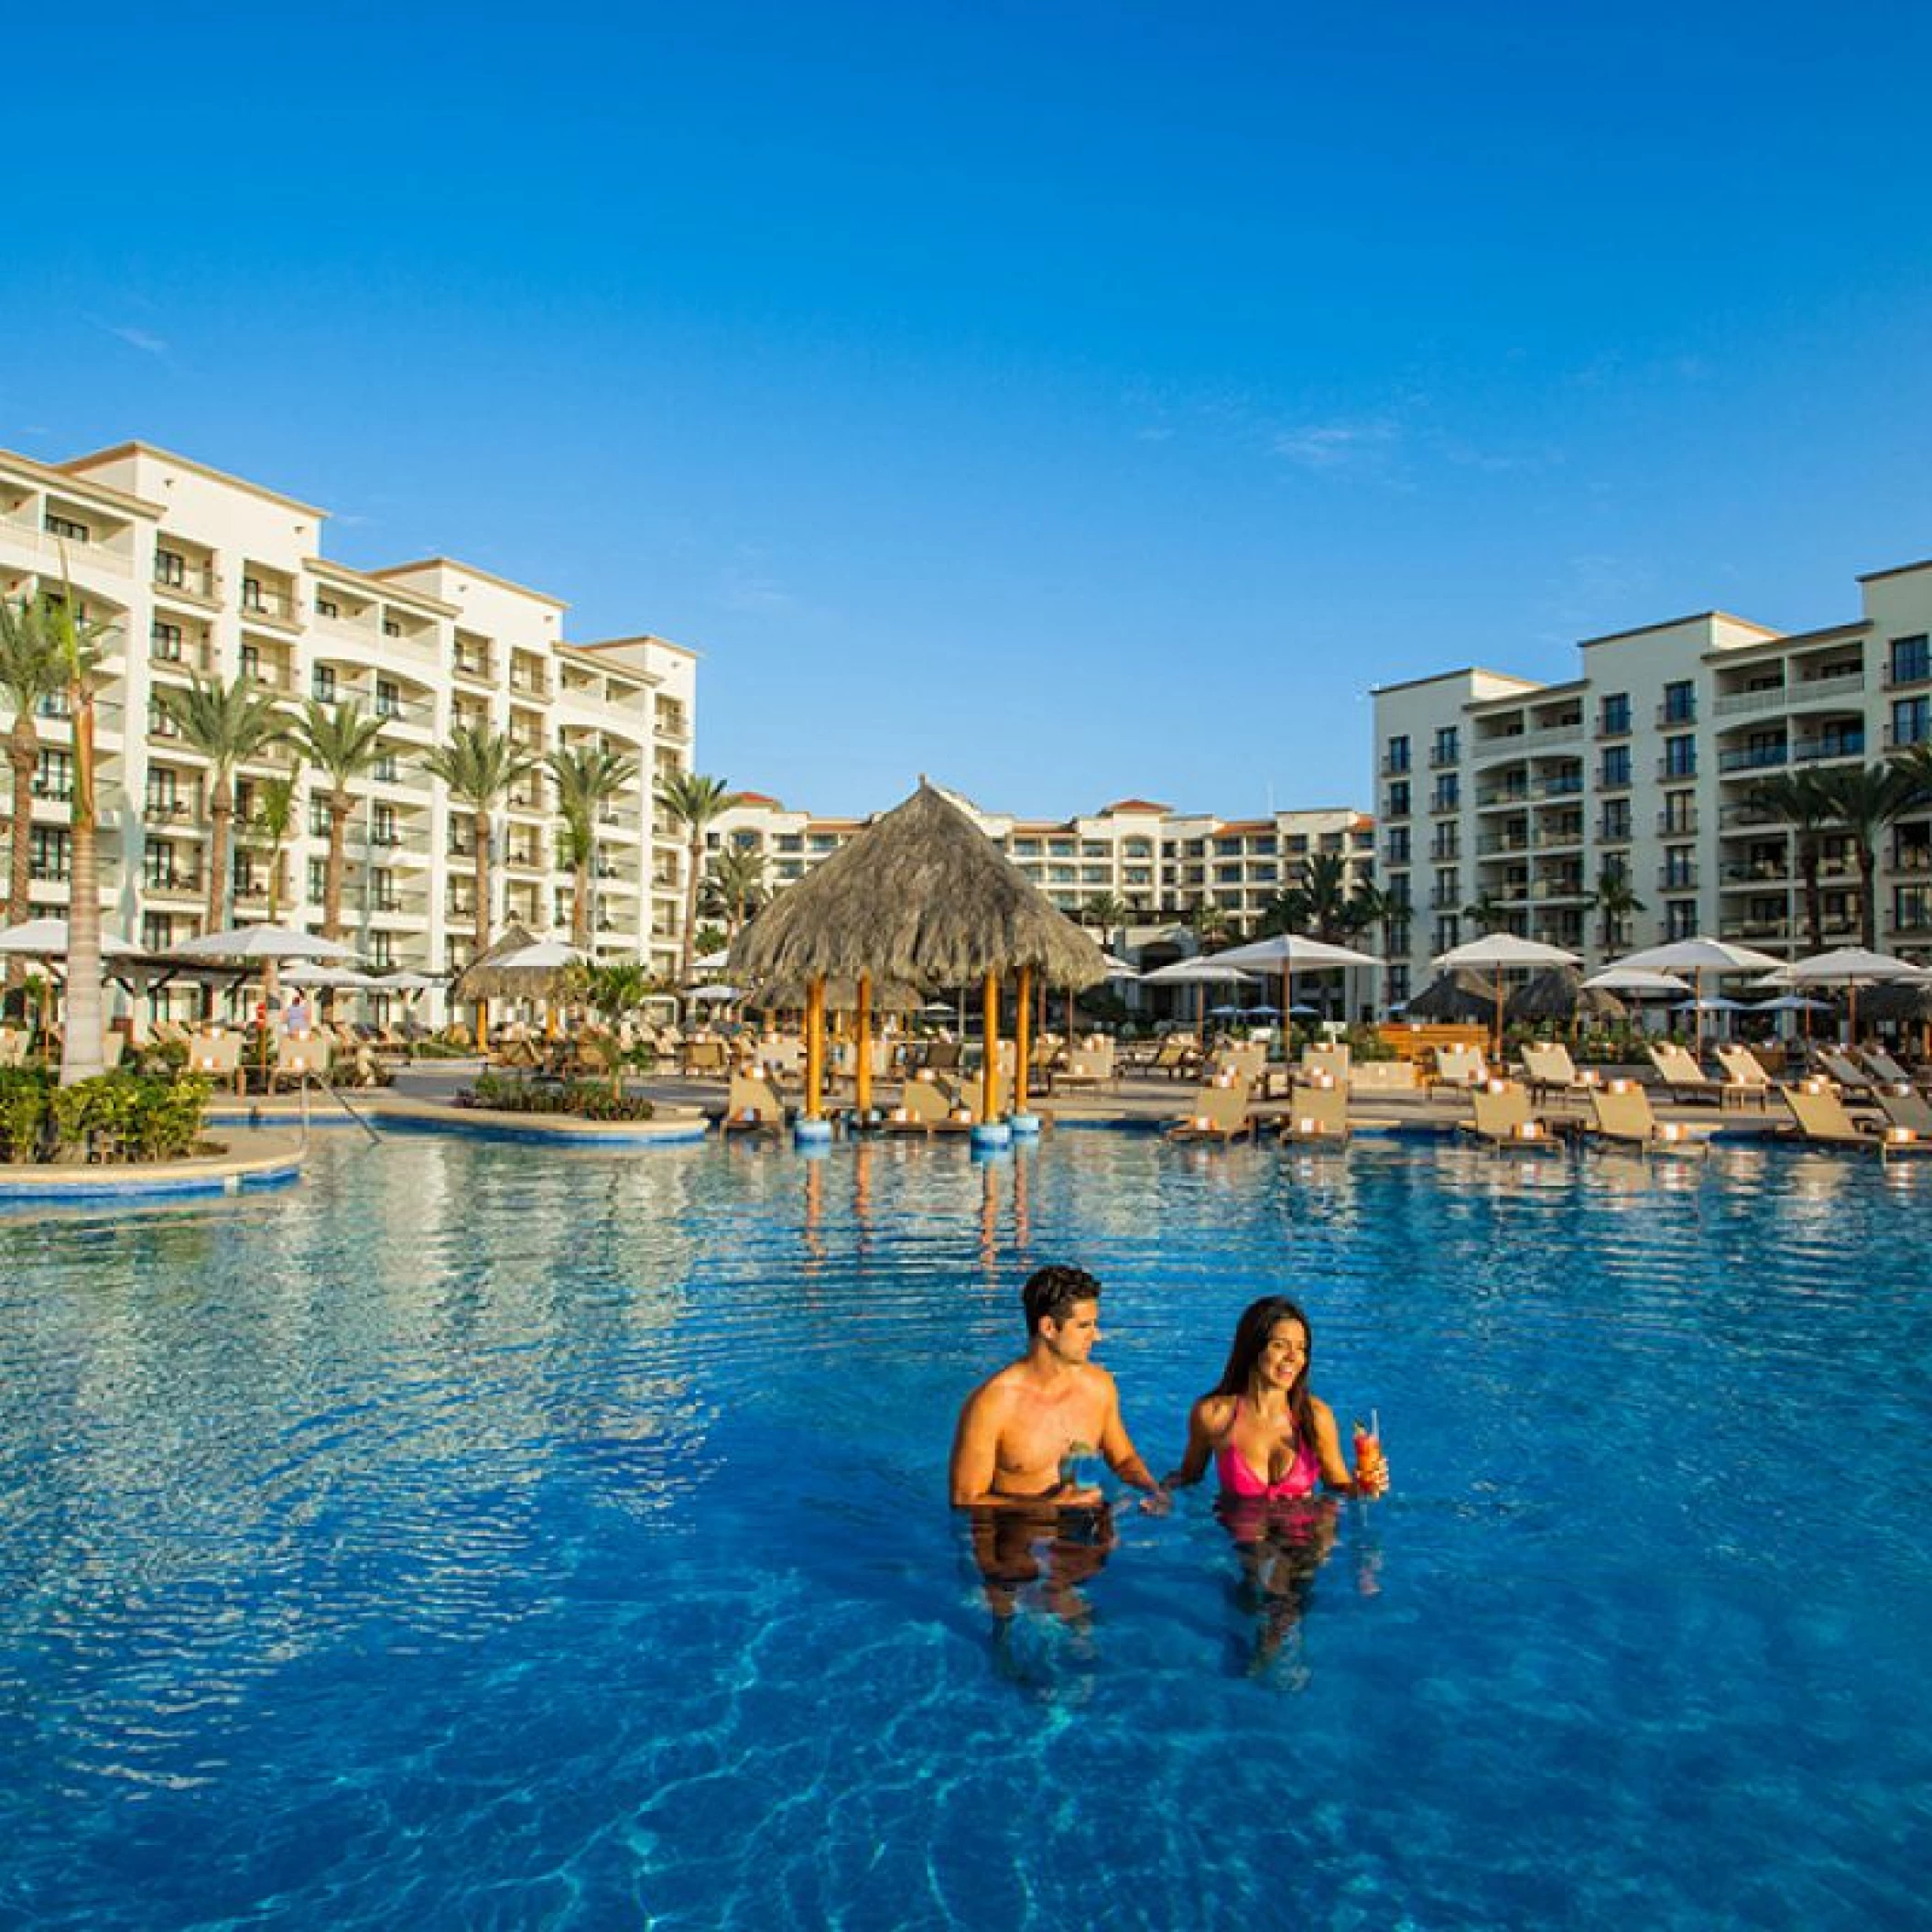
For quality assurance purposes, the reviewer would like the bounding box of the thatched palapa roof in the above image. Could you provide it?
[728,781,1107,990]
[1401,969,1497,1022]
[451,922,543,1001]
[1505,967,1626,1024]
[750,975,925,1014]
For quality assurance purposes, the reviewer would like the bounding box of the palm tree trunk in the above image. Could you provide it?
[1857,842,1877,950]
[325,791,353,940]
[680,830,701,986]
[206,779,233,934]
[59,695,104,1086]
[473,808,491,1047]
[572,863,589,949]
[1800,846,1824,953]
[6,719,35,993]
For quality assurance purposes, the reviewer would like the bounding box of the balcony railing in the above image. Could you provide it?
[1792,733,1865,765]
[1657,809,1699,835]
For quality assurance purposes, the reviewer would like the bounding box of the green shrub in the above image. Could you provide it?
[461,1071,653,1122]
[0,1068,50,1162]
[6,1070,212,1166]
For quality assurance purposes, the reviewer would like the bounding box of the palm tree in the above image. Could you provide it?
[1460,888,1513,935]
[153,672,291,932]
[420,725,537,1003]
[1746,770,1833,954]
[547,743,638,947]
[1297,852,1353,942]
[655,771,739,985]
[245,773,301,923]
[0,593,69,991]
[1811,762,1919,950]
[570,958,656,1093]
[701,845,767,939]
[42,578,112,1086]
[1189,902,1232,950]
[292,700,387,941]
[1347,880,1403,957]
[1588,865,1644,955]
[1894,742,1932,809]
[1083,890,1130,939]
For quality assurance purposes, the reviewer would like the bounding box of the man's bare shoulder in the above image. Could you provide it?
[959,1359,1030,1412]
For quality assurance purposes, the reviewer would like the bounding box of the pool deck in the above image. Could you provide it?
[0,1128,307,1201]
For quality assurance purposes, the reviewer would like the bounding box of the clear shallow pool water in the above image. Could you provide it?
[2,1130,1929,1929]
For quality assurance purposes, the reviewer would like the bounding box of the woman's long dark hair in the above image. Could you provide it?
[1212,1296,1316,1449]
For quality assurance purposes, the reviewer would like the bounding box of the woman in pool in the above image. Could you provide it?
[1165,1295,1387,1501]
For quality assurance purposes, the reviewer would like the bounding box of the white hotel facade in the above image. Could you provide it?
[1,442,698,987]
[1371,557,1932,1005]
[712,787,1375,934]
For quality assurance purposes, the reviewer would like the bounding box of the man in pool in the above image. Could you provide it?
[950,1264,1165,1510]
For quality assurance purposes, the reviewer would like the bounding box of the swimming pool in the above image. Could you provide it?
[3,1132,1927,1928]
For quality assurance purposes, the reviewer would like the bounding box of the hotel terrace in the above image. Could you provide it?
[711,787,1375,938]
[0,442,698,988]
[1372,556,1932,1005]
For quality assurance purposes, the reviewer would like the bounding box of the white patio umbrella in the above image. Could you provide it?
[1582,966,1692,996]
[168,923,359,962]
[1142,955,1260,1036]
[1213,931,1382,1035]
[693,948,733,972]
[376,970,440,991]
[493,939,586,972]
[1100,953,1141,978]
[1785,946,1924,1039]
[0,916,138,959]
[278,961,371,987]
[1601,938,1785,1052]
[686,982,744,1004]
[1430,933,1579,1053]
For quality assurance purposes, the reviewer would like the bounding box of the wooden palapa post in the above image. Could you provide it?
[1014,964,1033,1114]
[981,971,1001,1123]
[854,971,874,1118]
[804,973,827,1120]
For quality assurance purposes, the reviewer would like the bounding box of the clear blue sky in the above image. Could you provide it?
[7,3,1931,821]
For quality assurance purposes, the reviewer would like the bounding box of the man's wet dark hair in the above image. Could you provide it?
[1022,1264,1102,1337]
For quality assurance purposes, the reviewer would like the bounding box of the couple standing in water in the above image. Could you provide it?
[950,1264,1386,1656]
[950,1264,1387,1515]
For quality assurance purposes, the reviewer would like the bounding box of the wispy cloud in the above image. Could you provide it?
[719,571,799,616]
[100,321,169,360]
[1271,418,1400,471]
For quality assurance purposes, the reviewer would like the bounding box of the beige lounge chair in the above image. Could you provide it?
[721,1069,787,1135]
[1300,1042,1351,1084]
[1279,1078,1350,1145]
[270,1029,331,1093]
[1711,1044,1775,1111]
[1518,1040,1599,1103]
[1587,1080,1716,1156]
[1056,1037,1116,1093]
[1873,1082,1932,1138]
[882,1072,977,1134]
[1167,1076,1256,1145]
[1781,1080,1927,1158]
[681,1037,730,1079]
[1145,1036,1202,1080]
[1861,1046,1926,1091]
[1644,1041,1732,1107]
[1431,1044,1491,1090]
[1813,1048,1878,1098]
[1464,1079,1563,1153]
[186,1027,244,1093]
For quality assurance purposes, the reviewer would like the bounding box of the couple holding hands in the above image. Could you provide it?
[950,1265,1388,1517]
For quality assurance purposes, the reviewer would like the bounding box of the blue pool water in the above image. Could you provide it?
[3,1130,1929,1929]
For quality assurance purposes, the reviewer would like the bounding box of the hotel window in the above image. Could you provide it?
[1663,735,1696,779]
[1662,680,1696,725]
[1891,635,1930,685]
[155,547,187,588]
[1892,697,1930,749]
[34,748,72,800]
[368,933,395,969]
[316,595,340,620]
[373,806,398,847]
[144,841,179,888]
[147,696,178,738]
[1663,848,1696,891]
[241,576,266,613]
[1599,693,1631,736]
[1601,745,1632,789]
[1431,775,1460,812]
[1384,734,1411,775]
[383,617,402,638]
[151,619,184,662]
[1385,781,1411,819]
[375,679,401,719]
[240,643,263,680]
[1433,917,1460,954]
[29,827,71,881]
[1432,726,1460,766]
[310,799,333,838]
[308,859,327,902]
[1666,900,1698,940]
[1894,885,1932,934]
[44,512,90,544]
[1661,793,1695,835]
[1600,798,1632,842]
[1385,827,1410,864]
[312,666,338,701]
[374,752,398,783]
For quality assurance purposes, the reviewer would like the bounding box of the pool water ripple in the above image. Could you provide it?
[3,1131,1930,1927]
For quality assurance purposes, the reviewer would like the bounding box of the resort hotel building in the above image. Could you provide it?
[0,442,698,993]
[1372,556,1932,1005]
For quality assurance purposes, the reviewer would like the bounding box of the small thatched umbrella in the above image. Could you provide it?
[729,781,1106,1123]
[451,919,545,1012]
[751,975,924,1014]
[1401,970,1497,1023]
[1505,966,1625,1028]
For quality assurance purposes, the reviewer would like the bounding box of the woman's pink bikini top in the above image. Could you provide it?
[1214,1397,1320,1499]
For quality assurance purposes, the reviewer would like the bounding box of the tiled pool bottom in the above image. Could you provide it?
[2,1132,1927,1928]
